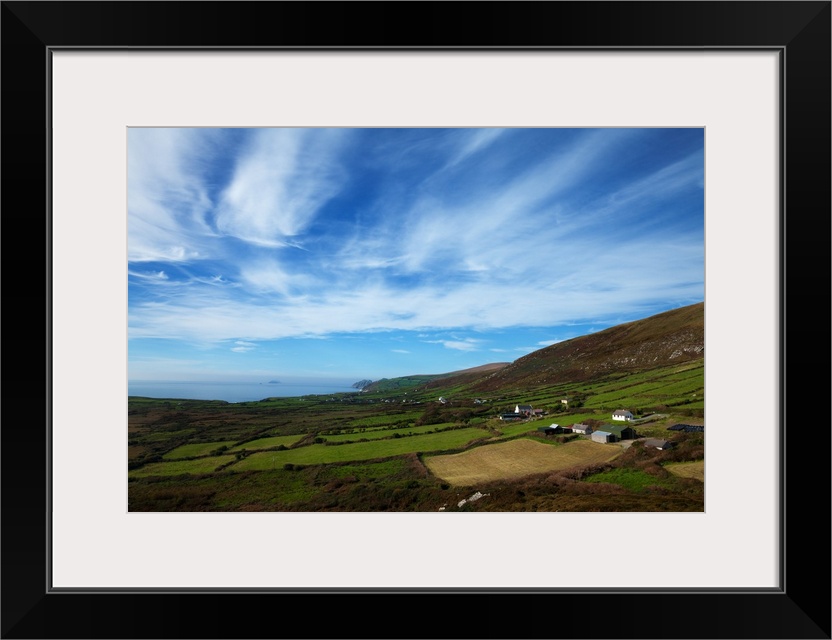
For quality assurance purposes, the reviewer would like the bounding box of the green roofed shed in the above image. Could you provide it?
[598,424,636,441]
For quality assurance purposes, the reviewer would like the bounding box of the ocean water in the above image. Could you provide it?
[128,380,359,403]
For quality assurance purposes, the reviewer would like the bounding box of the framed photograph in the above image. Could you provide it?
[3,2,829,638]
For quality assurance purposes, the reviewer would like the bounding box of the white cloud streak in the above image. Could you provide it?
[128,128,703,351]
[537,339,561,347]
[128,235,702,344]
[424,338,484,352]
[334,129,644,279]
[128,270,169,281]
[128,128,220,262]
[214,129,347,246]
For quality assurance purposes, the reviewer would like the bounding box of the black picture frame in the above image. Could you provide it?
[2,2,829,638]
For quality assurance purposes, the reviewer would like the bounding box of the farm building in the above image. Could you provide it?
[537,423,571,435]
[591,430,614,443]
[500,413,523,421]
[668,424,704,433]
[572,423,592,435]
[515,404,533,416]
[561,397,570,405]
[612,409,634,421]
[644,438,673,450]
[598,424,636,441]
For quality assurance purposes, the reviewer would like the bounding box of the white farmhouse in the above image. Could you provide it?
[611,409,634,421]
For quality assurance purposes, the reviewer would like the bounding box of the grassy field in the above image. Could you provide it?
[423,438,622,486]
[578,362,703,409]
[129,456,236,477]
[231,427,491,469]
[128,457,441,512]
[142,429,197,442]
[584,467,675,492]
[162,441,237,459]
[320,422,459,442]
[664,460,705,482]
[127,353,704,511]
[345,411,423,428]
[227,434,306,452]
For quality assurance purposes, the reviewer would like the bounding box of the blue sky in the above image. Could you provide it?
[128,127,704,384]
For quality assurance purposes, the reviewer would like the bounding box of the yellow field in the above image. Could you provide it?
[423,438,622,486]
[665,460,704,482]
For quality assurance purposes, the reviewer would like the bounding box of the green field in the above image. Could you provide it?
[346,411,423,428]
[579,363,703,409]
[162,441,238,459]
[128,349,704,512]
[227,434,306,452]
[142,429,197,442]
[320,422,459,442]
[584,467,675,492]
[130,456,236,477]
[231,427,491,469]
[478,362,704,420]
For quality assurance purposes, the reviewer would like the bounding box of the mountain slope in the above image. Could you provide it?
[358,302,704,397]
[361,362,510,393]
[469,302,704,392]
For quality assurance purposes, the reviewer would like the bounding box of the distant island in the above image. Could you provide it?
[352,379,373,390]
[267,380,281,384]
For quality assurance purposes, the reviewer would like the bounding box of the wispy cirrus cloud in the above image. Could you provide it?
[214,128,348,246]
[424,338,484,352]
[128,235,703,344]
[231,340,256,353]
[128,269,169,281]
[128,128,223,263]
[128,127,704,380]
[440,128,507,171]
[332,128,647,281]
